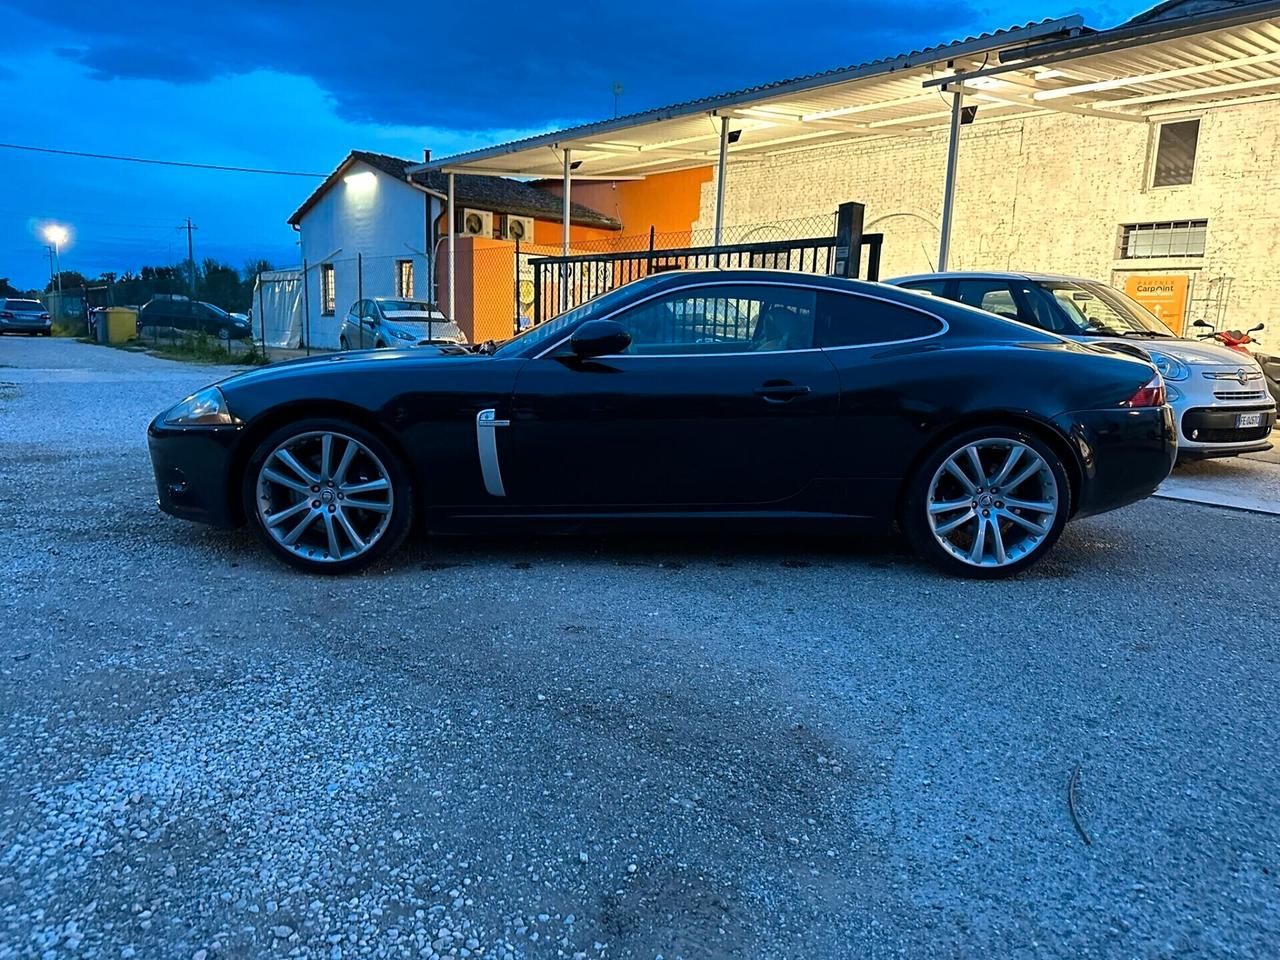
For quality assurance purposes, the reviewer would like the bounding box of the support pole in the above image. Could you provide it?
[561,149,572,312]
[561,149,572,256]
[937,85,963,272]
[714,115,730,246]
[447,172,456,322]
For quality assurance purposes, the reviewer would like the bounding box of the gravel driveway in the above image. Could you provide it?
[1,338,1277,959]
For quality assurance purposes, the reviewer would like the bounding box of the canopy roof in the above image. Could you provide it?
[415,1,1280,180]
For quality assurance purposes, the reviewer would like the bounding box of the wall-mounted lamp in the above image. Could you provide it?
[344,171,377,193]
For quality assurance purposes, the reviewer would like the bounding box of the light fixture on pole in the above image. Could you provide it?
[42,223,70,295]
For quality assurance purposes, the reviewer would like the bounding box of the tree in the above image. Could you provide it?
[0,277,24,298]
[45,271,89,293]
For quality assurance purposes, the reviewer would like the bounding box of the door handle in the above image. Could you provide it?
[754,382,811,402]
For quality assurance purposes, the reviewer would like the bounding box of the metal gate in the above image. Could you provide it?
[530,201,883,325]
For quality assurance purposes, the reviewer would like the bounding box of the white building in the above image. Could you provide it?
[286,151,618,348]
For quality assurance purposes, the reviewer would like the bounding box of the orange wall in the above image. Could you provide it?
[437,236,518,344]
[536,166,712,248]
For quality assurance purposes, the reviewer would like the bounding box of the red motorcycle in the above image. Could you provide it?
[1191,318,1263,354]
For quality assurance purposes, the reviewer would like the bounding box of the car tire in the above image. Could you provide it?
[902,426,1070,579]
[242,418,414,574]
[215,326,232,342]
[339,336,350,351]
[374,339,386,349]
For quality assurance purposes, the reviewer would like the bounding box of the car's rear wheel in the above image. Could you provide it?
[339,336,350,351]
[243,419,413,574]
[903,427,1069,579]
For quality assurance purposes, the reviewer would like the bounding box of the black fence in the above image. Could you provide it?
[530,202,883,326]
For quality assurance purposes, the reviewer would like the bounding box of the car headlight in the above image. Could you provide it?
[162,386,239,426]
[1147,350,1189,381]
[388,328,415,341]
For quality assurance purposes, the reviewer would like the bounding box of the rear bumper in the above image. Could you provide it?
[1053,404,1177,519]
[147,419,244,527]
[0,319,52,333]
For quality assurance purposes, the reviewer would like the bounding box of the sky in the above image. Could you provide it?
[0,0,1150,290]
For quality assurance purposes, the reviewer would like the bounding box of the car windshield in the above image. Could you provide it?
[1040,280,1176,338]
[200,302,230,319]
[379,300,433,313]
[6,300,44,311]
[491,277,666,358]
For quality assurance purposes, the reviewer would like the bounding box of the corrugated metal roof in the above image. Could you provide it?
[418,17,1084,175]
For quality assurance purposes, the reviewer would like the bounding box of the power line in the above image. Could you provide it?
[0,142,326,178]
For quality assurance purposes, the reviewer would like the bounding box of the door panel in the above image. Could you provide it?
[507,352,840,508]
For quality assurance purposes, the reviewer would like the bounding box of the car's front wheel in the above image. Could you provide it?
[903,427,1070,579]
[339,336,350,351]
[243,419,413,573]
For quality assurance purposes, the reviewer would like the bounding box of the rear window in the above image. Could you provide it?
[5,300,43,310]
[816,292,944,347]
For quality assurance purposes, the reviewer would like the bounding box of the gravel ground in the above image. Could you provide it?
[1,337,1278,959]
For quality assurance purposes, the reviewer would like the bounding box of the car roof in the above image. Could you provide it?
[615,268,950,304]
[887,270,1093,284]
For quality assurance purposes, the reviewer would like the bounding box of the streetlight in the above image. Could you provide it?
[43,223,69,296]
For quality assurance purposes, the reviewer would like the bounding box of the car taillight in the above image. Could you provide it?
[40,313,50,320]
[1122,374,1167,408]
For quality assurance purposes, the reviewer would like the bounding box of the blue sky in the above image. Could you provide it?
[1,0,1148,289]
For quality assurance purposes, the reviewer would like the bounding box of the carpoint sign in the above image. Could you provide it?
[1123,275,1190,334]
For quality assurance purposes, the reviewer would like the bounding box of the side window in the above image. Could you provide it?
[816,293,944,347]
[953,279,1054,330]
[610,284,816,355]
[897,279,949,299]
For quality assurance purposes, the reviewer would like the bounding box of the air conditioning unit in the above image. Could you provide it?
[504,215,535,243]
[460,208,493,237]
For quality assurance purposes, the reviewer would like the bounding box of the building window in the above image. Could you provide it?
[396,259,414,298]
[320,263,336,315]
[1151,119,1199,187]
[1120,220,1208,259]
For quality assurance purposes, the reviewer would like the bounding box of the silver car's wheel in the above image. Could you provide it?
[925,438,1060,569]
[254,430,394,564]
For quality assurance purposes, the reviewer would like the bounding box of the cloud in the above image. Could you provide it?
[8,0,998,130]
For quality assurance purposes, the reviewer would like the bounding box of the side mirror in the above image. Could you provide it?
[569,319,631,359]
[1192,319,1212,329]
[1248,322,1265,333]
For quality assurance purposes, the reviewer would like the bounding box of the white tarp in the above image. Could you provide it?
[252,267,304,349]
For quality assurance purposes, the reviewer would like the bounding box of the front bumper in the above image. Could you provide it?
[147,419,244,527]
[1052,404,1177,519]
[1175,403,1275,457]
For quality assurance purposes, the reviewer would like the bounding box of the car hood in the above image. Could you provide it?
[1082,335,1259,368]
[214,346,482,391]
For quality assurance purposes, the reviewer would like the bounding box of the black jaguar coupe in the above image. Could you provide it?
[148,270,1176,578]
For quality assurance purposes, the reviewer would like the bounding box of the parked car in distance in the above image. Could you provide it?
[138,296,252,340]
[339,298,466,350]
[887,272,1276,459]
[0,298,52,336]
[149,270,1175,579]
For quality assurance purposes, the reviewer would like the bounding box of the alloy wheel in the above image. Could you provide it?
[925,439,1059,569]
[254,430,394,564]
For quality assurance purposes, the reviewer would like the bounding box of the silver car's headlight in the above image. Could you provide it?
[1147,350,1189,382]
[388,327,415,341]
[162,386,239,425]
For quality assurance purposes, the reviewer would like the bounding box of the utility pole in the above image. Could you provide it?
[47,246,57,292]
[179,218,198,296]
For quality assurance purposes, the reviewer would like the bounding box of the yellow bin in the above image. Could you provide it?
[104,307,138,344]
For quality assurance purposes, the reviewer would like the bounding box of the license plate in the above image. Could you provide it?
[1236,413,1263,428]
